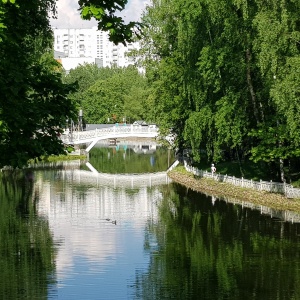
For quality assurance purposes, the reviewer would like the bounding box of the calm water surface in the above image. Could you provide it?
[1,141,300,299]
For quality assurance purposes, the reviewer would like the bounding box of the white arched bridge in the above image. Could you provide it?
[60,125,159,152]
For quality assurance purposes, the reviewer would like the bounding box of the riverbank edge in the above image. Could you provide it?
[168,167,300,213]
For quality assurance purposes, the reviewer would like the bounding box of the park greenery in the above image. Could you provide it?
[63,64,154,124]
[0,0,140,168]
[0,0,78,168]
[0,0,299,186]
[135,0,300,184]
[63,0,300,185]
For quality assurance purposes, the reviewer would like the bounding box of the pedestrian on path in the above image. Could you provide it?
[211,164,216,174]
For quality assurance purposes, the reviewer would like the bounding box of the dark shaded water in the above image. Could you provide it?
[1,142,300,299]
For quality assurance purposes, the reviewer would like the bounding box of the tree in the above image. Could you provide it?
[0,0,141,45]
[78,0,142,45]
[0,1,78,168]
[140,0,254,159]
[66,65,150,123]
[249,0,300,181]
[139,0,300,181]
[0,0,142,168]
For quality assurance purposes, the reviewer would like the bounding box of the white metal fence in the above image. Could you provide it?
[182,161,300,199]
[167,160,180,172]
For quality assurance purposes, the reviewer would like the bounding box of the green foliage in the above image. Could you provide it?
[0,1,77,168]
[184,108,213,161]
[270,56,300,145]
[249,122,300,162]
[64,64,153,124]
[78,0,142,45]
[138,0,300,181]
[0,0,151,168]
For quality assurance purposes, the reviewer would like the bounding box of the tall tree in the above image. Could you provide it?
[139,0,300,181]
[68,65,150,123]
[249,0,300,181]
[0,1,77,168]
[0,0,141,168]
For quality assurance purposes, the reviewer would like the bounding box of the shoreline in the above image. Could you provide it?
[168,169,300,213]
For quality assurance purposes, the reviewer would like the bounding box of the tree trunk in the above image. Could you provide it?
[246,48,263,124]
[279,158,285,183]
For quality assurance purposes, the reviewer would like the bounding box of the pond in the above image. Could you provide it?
[1,140,300,299]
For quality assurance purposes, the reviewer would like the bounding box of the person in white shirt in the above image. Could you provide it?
[211,164,216,173]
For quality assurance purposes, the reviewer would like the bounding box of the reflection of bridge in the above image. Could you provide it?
[60,125,159,152]
[30,159,179,189]
[64,169,172,188]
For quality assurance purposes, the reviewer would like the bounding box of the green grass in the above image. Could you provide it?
[291,178,300,188]
[28,154,86,164]
[43,154,86,162]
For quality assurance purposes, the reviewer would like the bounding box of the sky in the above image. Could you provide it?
[50,0,151,29]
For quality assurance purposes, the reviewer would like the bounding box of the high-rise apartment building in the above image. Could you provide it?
[53,27,139,72]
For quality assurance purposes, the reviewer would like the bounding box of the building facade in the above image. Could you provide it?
[53,27,139,72]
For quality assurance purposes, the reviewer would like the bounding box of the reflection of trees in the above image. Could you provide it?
[133,183,300,299]
[0,172,56,299]
[89,146,175,174]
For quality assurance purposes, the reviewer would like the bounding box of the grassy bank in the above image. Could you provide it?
[28,154,86,164]
[168,166,300,213]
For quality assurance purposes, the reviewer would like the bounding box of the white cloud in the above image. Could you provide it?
[50,0,150,29]
[119,0,150,23]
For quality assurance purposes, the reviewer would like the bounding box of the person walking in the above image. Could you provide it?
[211,164,216,173]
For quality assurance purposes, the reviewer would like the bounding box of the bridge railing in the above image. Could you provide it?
[60,125,159,144]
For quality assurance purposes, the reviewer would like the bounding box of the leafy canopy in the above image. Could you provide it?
[78,0,142,44]
[0,0,144,168]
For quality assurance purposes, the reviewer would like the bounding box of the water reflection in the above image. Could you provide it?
[2,141,300,299]
[35,164,166,299]
[88,140,175,174]
[133,183,300,300]
[0,173,55,300]
[35,162,300,299]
